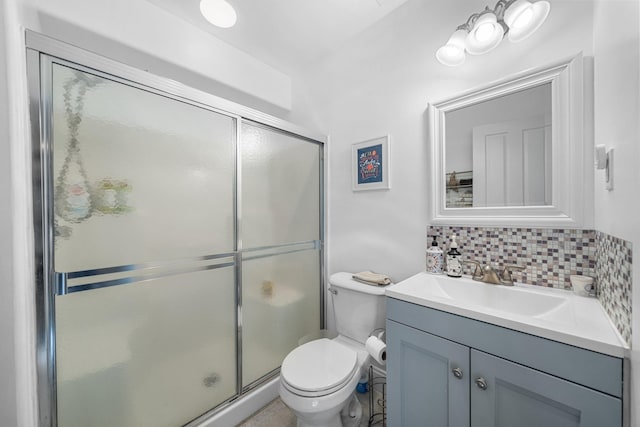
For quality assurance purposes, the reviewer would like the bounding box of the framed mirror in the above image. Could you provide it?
[428,54,593,228]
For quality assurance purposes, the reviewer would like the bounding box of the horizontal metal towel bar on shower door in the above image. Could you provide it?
[55,239,320,296]
[55,253,236,295]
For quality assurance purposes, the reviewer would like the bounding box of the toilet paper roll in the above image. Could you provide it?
[365,336,387,365]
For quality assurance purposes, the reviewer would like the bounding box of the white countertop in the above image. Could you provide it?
[385,272,629,358]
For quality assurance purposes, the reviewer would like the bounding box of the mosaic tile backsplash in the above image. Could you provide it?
[427,226,596,289]
[596,231,632,344]
[427,226,632,344]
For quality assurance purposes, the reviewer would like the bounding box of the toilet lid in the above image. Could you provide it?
[281,338,358,393]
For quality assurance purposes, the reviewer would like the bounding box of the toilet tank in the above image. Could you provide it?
[329,272,387,344]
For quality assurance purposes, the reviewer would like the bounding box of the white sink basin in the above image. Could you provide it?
[385,272,628,357]
[425,275,568,317]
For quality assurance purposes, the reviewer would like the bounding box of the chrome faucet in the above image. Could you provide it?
[464,261,525,286]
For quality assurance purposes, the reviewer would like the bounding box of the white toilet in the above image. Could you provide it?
[279,272,386,427]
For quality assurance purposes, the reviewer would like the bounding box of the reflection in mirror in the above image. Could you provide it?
[445,83,552,208]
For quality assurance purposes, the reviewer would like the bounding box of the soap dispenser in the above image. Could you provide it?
[426,236,444,274]
[446,235,463,278]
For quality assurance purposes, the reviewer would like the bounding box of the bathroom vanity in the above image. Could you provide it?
[385,273,628,427]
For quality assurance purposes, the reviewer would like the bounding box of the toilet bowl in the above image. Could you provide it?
[279,337,367,427]
[279,272,387,427]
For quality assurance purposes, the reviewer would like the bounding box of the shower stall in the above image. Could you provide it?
[28,33,325,427]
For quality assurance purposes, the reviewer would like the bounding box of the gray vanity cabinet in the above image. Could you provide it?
[386,320,469,426]
[387,298,624,427]
[471,349,621,427]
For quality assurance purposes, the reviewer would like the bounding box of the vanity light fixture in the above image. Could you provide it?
[200,0,237,28]
[436,0,550,66]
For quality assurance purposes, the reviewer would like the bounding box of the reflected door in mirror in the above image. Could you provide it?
[472,116,551,207]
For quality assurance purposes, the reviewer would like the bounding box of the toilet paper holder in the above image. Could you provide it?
[366,331,387,365]
[369,327,386,342]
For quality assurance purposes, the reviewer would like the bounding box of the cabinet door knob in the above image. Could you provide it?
[451,367,463,379]
[475,377,488,390]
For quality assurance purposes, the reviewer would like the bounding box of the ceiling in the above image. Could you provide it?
[145,0,410,73]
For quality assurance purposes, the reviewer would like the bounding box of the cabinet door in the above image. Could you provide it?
[471,349,622,427]
[387,320,470,427]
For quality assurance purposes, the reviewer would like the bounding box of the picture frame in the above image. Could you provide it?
[352,135,390,191]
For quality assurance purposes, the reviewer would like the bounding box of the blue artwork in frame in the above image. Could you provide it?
[357,143,383,184]
[352,135,390,191]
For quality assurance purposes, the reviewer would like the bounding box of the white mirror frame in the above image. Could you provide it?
[428,54,593,228]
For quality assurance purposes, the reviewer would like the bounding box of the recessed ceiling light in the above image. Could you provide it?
[200,0,237,28]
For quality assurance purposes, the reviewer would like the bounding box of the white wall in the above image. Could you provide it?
[0,2,18,426]
[592,0,640,423]
[18,0,293,112]
[304,0,595,284]
[16,0,329,135]
[1,0,38,425]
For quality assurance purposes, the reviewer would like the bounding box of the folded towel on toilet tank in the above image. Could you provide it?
[352,271,392,286]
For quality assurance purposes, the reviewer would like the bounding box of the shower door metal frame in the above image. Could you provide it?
[27,31,327,427]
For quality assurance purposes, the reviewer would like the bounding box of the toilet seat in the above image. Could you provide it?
[281,338,359,397]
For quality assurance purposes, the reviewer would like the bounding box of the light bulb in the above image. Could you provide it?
[513,6,534,29]
[466,13,504,55]
[504,0,550,43]
[441,45,463,58]
[475,22,496,42]
[436,45,465,67]
[436,29,467,67]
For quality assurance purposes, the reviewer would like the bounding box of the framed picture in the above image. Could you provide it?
[352,135,390,191]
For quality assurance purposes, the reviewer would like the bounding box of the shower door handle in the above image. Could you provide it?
[51,254,235,296]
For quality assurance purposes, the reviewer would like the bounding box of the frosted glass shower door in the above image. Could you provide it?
[49,62,237,427]
[240,122,322,387]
